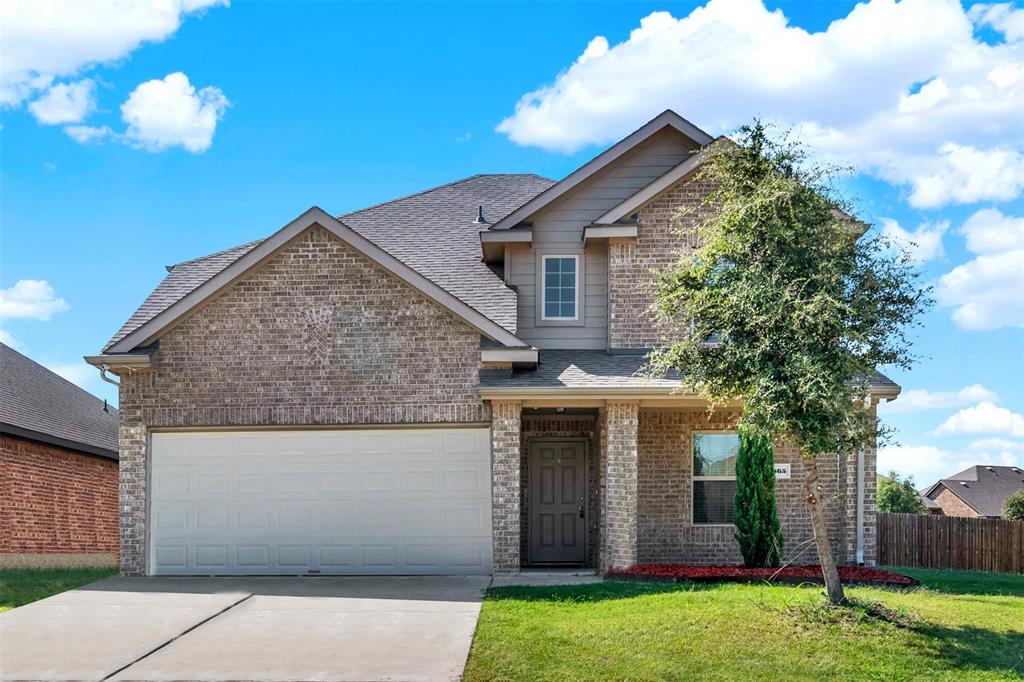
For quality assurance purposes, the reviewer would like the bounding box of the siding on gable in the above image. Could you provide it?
[511,128,700,349]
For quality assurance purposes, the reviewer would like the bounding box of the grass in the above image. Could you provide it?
[464,567,1024,681]
[0,567,117,612]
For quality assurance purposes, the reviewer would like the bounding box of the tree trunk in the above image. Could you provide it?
[803,452,846,605]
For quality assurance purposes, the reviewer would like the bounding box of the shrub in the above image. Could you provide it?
[878,471,926,514]
[1003,489,1024,521]
[733,427,783,567]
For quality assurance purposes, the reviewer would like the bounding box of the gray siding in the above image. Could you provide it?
[510,128,699,349]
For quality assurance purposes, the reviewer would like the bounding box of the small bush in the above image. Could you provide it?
[878,471,926,514]
[1003,489,1024,521]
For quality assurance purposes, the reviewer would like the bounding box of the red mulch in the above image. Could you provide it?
[607,564,918,587]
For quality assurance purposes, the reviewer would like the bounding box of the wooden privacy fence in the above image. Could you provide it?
[878,512,1024,573]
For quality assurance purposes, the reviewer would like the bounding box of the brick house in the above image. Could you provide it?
[921,465,1024,518]
[86,111,900,577]
[1,343,119,567]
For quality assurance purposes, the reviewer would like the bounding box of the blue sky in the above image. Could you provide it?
[1,0,1022,486]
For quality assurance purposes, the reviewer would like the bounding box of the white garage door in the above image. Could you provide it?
[149,428,492,576]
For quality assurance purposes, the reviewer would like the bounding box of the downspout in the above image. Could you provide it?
[97,364,121,387]
[855,446,865,565]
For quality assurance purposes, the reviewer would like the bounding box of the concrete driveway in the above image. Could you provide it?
[0,575,489,682]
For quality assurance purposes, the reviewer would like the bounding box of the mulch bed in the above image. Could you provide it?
[607,564,918,587]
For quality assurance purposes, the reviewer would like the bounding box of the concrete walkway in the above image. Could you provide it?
[0,575,488,682]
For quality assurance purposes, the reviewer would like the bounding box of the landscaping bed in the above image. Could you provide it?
[607,564,918,587]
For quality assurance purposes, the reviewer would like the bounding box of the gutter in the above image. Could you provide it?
[84,352,154,387]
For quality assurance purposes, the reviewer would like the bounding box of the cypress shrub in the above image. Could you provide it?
[733,427,783,567]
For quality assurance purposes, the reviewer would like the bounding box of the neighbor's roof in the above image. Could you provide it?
[105,174,553,351]
[480,349,900,396]
[0,343,118,459]
[926,465,1024,517]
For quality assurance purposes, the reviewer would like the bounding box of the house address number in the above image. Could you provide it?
[774,464,791,479]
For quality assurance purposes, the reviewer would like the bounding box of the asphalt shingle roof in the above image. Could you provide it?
[480,349,900,393]
[105,174,553,351]
[0,343,119,458]
[930,465,1024,517]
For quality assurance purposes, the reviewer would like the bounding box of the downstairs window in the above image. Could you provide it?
[693,432,740,524]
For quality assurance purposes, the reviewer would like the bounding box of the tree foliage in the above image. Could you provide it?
[733,427,783,567]
[877,471,926,514]
[1003,489,1024,521]
[648,122,931,603]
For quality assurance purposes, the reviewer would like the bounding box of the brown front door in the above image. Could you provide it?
[528,439,587,565]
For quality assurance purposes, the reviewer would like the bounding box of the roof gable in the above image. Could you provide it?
[105,207,530,353]
[488,110,713,231]
[927,465,1024,517]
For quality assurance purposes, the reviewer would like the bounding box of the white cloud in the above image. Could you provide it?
[27,79,97,124]
[497,0,1024,208]
[958,207,1024,254]
[45,361,99,391]
[0,0,227,108]
[879,441,1023,486]
[937,208,1024,330]
[120,72,230,153]
[64,124,114,144]
[934,401,1024,438]
[0,280,69,321]
[879,217,948,263]
[879,384,998,414]
[0,329,21,349]
[968,437,1024,451]
[969,2,1024,41]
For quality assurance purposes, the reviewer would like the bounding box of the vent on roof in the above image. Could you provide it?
[474,205,489,224]
[959,481,969,487]
[985,466,994,473]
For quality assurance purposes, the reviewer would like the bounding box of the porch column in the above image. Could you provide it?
[491,400,522,575]
[603,400,639,571]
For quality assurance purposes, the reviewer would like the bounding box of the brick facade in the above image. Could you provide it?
[603,401,639,570]
[117,225,488,575]
[932,487,980,517]
[636,408,873,566]
[608,176,715,349]
[0,434,118,557]
[491,400,522,574]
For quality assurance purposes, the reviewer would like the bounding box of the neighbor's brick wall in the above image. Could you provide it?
[932,487,980,518]
[0,435,118,555]
[117,225,488,575]
[608,176,715,349]
[520,414,601,568]
[636,409,866,566]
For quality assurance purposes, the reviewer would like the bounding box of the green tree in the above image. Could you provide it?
[1003,489,1024,521]
[734,426,783,567]
[648,122,930,604]
[877,471,926,514]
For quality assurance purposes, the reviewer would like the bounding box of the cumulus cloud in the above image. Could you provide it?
[120,72,229,152]
[933,401,1024,438]
[64,125,114,144]
[497,0,1024,208]
[27,79,96,124]
[878,218,949,263]
[937,208,1024,330]
[0,329,21,349]
[879,384,998,414]
[969,2,1024,41]
[0,279,69,321]
[0,0,227,108]
[879,440,1023,486]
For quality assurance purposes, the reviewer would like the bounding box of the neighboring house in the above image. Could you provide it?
[921,466,1024,518]
[86,110,900,577]
[1,343,119,567]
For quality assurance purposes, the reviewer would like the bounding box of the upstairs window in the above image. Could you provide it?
[542,255,579,320]
[692,432,740,525]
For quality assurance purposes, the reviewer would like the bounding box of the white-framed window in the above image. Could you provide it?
[541,255,579,321]
[692,431,740,525]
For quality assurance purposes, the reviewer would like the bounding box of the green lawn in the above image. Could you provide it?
[465,568,1024,681]
[0,567,117,613]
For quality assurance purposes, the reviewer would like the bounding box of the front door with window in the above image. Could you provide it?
[528,439,588,565]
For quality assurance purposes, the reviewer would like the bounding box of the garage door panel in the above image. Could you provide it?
[150,428,492,575]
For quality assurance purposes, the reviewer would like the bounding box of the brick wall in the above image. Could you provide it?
[636,409,865,566]
[117,225,488,575]
[608,176,716,349]
[603,401,639,570]
[492,400,522,574]
[932,487,980,517]
[0,435,118,555]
